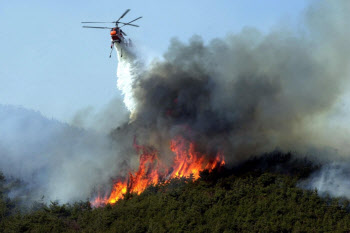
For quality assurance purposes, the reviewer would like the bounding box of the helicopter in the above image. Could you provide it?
[82,9,142,57]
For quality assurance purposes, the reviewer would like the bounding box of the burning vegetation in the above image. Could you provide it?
[93,136,225,206]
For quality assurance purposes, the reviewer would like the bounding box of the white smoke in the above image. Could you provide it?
[301,162,350,199]
[0,105,126,203]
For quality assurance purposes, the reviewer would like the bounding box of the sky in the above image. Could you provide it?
[0,0,311,123]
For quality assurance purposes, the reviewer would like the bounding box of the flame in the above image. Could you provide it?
[170,137,224,179]
[92,136,225,206]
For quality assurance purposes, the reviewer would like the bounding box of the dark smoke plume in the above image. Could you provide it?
[117,0,350,168]
[108,0,350,200]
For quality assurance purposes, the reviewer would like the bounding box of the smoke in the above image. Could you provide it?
[0,105,128,203]
[300,162,350,199]
[71,97,129,133]
[122,0,350,162]
[110,0,350,198]
[1,0,350,204]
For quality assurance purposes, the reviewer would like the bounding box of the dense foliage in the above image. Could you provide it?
[1,154,350,232]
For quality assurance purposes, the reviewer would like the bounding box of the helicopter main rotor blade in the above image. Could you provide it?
[81,22,114,23]
[116,9,130,23]
[120,23,139,27]
[124,16,142,24]
[82,26,113,29]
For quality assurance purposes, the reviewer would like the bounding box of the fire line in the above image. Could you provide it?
[93,136,225,206]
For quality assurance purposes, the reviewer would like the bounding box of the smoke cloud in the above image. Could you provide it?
[123,0,350,164]
[0,105,128,203]
[112,0,350,199]
[300,162,350,199]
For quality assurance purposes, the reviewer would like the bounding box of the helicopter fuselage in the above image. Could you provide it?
[110,28,124,43]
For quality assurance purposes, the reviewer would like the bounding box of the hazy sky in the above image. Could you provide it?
[0,0,310,122]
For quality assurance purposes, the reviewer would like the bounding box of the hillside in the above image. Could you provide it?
[1,154,350,233]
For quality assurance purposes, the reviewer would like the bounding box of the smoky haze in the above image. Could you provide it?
[0,105,128,203]
[1,0,350,204]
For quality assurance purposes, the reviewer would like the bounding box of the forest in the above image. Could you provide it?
[1,153,350,233]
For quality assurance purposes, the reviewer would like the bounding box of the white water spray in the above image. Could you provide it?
[114,42,140,117]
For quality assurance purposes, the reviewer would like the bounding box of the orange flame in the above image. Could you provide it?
[92,136,225,206]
